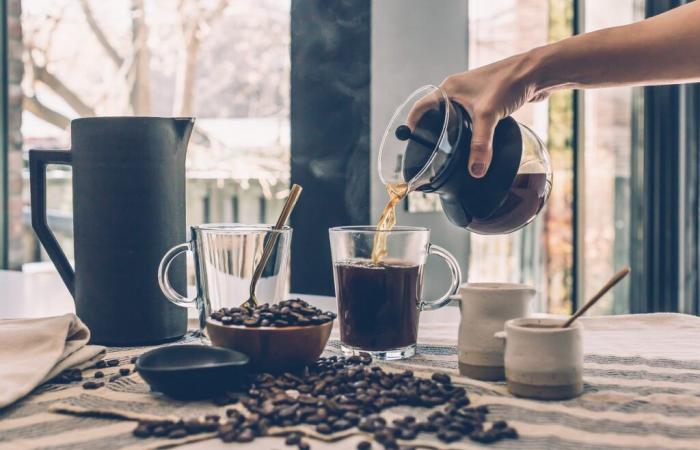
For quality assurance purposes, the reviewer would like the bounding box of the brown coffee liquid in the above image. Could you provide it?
[467,172,548,234]
[521,324,561,329]
[371,182,408,263]
[334,260,421,351]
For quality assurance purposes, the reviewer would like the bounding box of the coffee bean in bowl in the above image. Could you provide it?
[206,299,335,373]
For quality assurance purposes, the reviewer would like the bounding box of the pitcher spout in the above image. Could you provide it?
[174,117,195,144]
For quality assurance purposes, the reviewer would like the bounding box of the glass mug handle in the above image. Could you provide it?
[420,244,462,311]
[158,242,197,307]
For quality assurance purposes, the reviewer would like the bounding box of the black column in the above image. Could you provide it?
[635,84,681,313]
[681,83,700,315]
[629,0,683,313]
[289,0,371,295]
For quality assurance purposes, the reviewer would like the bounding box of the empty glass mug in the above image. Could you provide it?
[158,224,292,334]
[329,226,461,360]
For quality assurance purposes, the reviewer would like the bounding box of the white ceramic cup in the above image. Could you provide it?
[453,283,535,381]
[495,317,584,400]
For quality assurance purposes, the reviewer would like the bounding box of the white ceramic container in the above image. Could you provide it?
[454,283,535,381]
[496,317,584,400]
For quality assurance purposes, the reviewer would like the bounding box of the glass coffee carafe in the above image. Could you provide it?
[378,85,552,234]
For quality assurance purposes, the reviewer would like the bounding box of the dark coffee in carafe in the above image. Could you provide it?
[334,261,421,351]
[465,172,548,234]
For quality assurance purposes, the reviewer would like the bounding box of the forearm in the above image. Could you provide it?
[526,1,700,93]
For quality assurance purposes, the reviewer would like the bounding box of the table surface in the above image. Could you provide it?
[0,269,459,449]
[4,270,700,449]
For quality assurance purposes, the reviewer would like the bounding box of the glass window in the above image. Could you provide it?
[467,0,575,314]
[582,0,644,314]
[16,0,290,266]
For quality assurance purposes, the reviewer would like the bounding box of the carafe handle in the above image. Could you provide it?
[157,242,198,308]
[419,244,462,311]
[29,149,75,296]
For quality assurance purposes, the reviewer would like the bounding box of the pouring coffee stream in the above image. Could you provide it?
[371,182,408,263]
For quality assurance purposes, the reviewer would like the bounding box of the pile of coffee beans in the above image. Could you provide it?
[210,299,337,328]
[132,354,518,448]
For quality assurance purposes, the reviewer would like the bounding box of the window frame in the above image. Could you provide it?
[0,0,7,269]
[2,0,698,312]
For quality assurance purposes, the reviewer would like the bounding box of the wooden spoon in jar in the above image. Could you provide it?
[242,184,302,308]
[562,266,631,328]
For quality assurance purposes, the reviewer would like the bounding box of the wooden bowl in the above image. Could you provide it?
[205,319,333,373]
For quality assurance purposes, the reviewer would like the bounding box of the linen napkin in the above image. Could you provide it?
[0,313,105,408]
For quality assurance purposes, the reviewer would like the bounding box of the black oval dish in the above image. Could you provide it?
[136,345,250,400]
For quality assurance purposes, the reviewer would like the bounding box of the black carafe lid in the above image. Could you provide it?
[401,102,522,223]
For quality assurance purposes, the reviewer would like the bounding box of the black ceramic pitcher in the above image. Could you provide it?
[29,117,194,345]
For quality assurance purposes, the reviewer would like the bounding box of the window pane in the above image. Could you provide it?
[582,0,644,314]
[16,0,290,268]
[468,0,575,314]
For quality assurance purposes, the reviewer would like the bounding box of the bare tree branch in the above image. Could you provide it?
[172,0,230,116]
[33,65,95,117]
[80,0,123,68]
[23,96,70,130]
[42,6,66,57]
[203,0,230,24]
[129,0,151,115]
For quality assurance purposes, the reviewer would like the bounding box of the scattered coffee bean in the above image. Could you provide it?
[357,441,372,450]
[52,368,83,384]
[132,424,151,438]
[492,419,508,430]
[95,360,107,369]
[236,428,255,443]
[119,368,131,376]
[82,381,104,390]
[168,429,187,439]
[94,371,104,378]
[316,423,333,434]
[106,359,120,367]
[476,405,490,414]
[210,299,336,328]
[128,353,515,447]
[214,392,239,406]
[285,432,302,445]
[431,372,451,384]
[152,425,168,437]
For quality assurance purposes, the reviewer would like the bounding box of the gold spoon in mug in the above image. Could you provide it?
[562,266,631,328]
[242,184,303,308]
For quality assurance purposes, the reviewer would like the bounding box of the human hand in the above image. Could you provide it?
[408,52,546,178]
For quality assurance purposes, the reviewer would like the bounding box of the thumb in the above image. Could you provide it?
[469,112,497,178]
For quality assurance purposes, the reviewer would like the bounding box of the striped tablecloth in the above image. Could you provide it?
[1,313,699,450]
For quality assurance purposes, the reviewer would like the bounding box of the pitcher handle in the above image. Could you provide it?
[29,149,75,296]
[420,244,462,311]
[158,243,197,307]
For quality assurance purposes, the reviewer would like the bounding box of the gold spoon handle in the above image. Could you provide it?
[246,184,303,306]
[562,266,630,328]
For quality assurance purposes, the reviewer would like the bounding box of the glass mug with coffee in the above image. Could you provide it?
[329,226,461,360]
